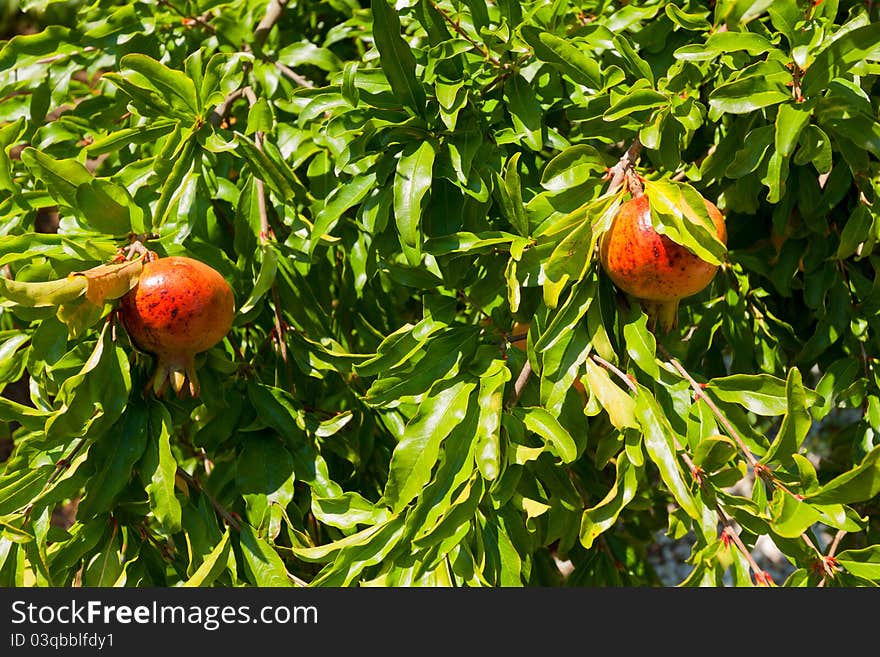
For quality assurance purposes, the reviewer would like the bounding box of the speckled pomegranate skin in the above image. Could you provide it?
[120,256,234,357]
[599,194,727,302]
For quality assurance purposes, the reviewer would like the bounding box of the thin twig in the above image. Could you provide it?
[605,139,642,195]
[176,467,241,531]
[506,360,533,409]
[208,88,246,126]
[430,0,501,66]
[275,60,314,88]
[659,346,759,468]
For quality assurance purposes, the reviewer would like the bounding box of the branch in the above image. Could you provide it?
[176,467,241,531]
[255,0,289,49]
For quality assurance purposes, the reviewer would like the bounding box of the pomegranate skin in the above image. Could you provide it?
[599,194,726,331]
[120,256,234,397]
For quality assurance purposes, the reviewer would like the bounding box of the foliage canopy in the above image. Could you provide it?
[1,0,880,587]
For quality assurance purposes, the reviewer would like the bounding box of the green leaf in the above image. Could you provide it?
[311,171,377,250]
[535,277,596,351]
[152,136,196,230]
[692,435,738,473]
[622,310,660,379]
[836,206,872,261]
[540,145,606,193]
[515,406,578,463]
[382,378,475,512]
[235,432,295,495]
[634,387,699,519]
[119,53,199,115]
[502,152,530,236]
[612,34,654,86]
[238,523,293,587]
[706,373,820,416]
[142,402,182,533]
[370,0,426,114]
[0,274,87,308]
[583,359,637,430]
[0,118,26,192]
[393,139,436,263]
[520,27,602,89]
[474,359,509,481]
[0,25,73,70]
[769,488,822,539]
[76,400,150,519]
[504,74,543,151]
[806,446,880,505]
[643,178,726,265]
[802,22,880,97]
[236,243,278,319]
[761,367,812,467]
[604,88,668,122]
[709,76,790,115]
[234,131,303,202]
[75,179,134,235]
[580,452,640,549]
[775,101,813,158]
[20,148,92,208]
[182,529,232,587]
[835,545,880,581]
[664,4,711,31]
[311,492,390,532]
[0,466,54,516]
[674,31,777,61]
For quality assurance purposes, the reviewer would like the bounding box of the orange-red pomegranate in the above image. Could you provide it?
[599,193,726,332]
[119,256,235,398]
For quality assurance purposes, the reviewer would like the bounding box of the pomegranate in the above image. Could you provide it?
[599,192,726,332]
[119,255,235,398]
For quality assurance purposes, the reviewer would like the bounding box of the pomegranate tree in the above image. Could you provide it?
[599,191,727,333]
[119,255,235,398]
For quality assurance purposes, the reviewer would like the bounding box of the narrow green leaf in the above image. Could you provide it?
[143,402,182,533]
[474,360,509,481]
[612,34,654,85]
[769,488,822,539]
[393,140,436,262]
[20,148,92,208]
[75,179,134,235]
[119,53,199,114]
[520,27,602,88]
[76,401,150,519]
[503,153,530,236]
[583,359,637,430]
[504,73,543,151]
[634,387,699,519]
[580,453,640,548]
[383,378,475,512]
[0,274,87,308]
[370,0,426,113]
[706,373,820,416]
[806,446,880,505]
[183,529,232,587]
[775,101,813,158]
[622,311,660,379]
[153,137,195,230]
[643,178,726,265]
[238,523,293,587]
[761,367,812,467]
[516,406,578,463]
[802,22,880,97]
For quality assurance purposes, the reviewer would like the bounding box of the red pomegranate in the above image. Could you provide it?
[599,193,726,332]
[119,255,235,398]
